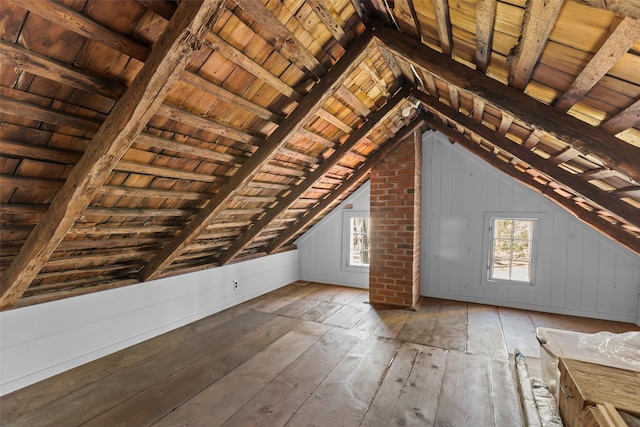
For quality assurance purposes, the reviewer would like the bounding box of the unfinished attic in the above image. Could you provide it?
[1,0,640,425]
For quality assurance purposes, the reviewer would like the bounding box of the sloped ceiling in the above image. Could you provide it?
[0,0,638,309]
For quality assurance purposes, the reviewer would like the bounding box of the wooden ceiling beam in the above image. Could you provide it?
[432,0,453,56]
[266,117,426,254]
[335,85,372,116]
[218,86,409,264]
[425,117,640,256]
[376,26,640,183]
[411,89,640,229]
[507,0,564,90]
[86,207,197,218]
[0,40,125,99]
[178,71,284,124]
[115,160,226,184]
[306,0,350,47]
[0,96,102,134]
[137,0,176,20]
[0,175,64,190]
[138,27,377,282]
[297,128,336,148]
[135,133,241,165]
[611,186,640,198]
[8,0,151,62]
[554,16,640,112]
[231,0,328,77]
[390,0,422,40]
[155,103,263,145]
[0,39,286,126]
[315,108,353,133]
[475,0,497,73]
[67,225,180,235]
[360,59,391,97]
[0,0,226,310]
[278,146,320,166]
[0,139,82,164]
[578,0,640,20]
[99,185,208,201]
[600,98,640,135]
[203,32,304,102]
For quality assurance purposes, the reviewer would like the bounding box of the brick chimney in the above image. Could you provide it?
[369,135,421,308]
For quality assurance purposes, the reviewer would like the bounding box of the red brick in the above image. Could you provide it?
[370,139,421,309]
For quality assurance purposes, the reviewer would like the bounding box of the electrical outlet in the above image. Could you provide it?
[233,279,239,290]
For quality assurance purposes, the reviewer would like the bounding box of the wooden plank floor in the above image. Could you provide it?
[2,281,638,426]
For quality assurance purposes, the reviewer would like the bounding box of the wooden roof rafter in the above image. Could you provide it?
[8,0,151,62]
[475,0,497,73]
[1,0,638,308]
[138,26,379,282]
[426,116,640,253]
[507,0,565,90]
[266,117,427,254]
[600,98,640,135]
[217,85,411,264]
[375,25,640,183]
[432,0,453,56]
[231,0,329,77]
[0,0,228,310]
[554,16,640,113]
[0,37,289,133]
[411,88,640,232]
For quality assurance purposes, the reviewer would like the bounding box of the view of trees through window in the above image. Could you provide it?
[349,217,370,267]
[490,218,533,282]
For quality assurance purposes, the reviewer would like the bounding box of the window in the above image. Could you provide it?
[485,214,538,285]
[343,212,370,269]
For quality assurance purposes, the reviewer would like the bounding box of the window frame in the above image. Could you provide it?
[342,211,371,271]
[482,212,540,286]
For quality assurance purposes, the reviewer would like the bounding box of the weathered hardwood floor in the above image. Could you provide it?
[2,281,638,426]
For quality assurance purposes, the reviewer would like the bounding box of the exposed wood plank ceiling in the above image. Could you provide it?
[0,0,638,309]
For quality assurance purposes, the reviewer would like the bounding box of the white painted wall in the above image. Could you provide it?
[294,130,640,324]
[422,131,640,324]
[0,250,298,395]
[296,182,370,288]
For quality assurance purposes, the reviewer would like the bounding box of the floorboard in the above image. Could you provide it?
[2,282,638,426]
[221,327,360,427]
[396,297,440,345]
[154,321,330,427]
[429,300,468,351]
[284,334,400,426]
[434,351,495,426]
[498,307,540,357]
[467,303,509,360]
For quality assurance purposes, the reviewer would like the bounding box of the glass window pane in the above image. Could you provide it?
[488,217,535,283]
[511,261,530,282]
[513,220,532,240]
[491,260,510,280]
[512,240,530,260]
[347,216,370,267]
[493,239,512,259]
[494,219,512,239]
